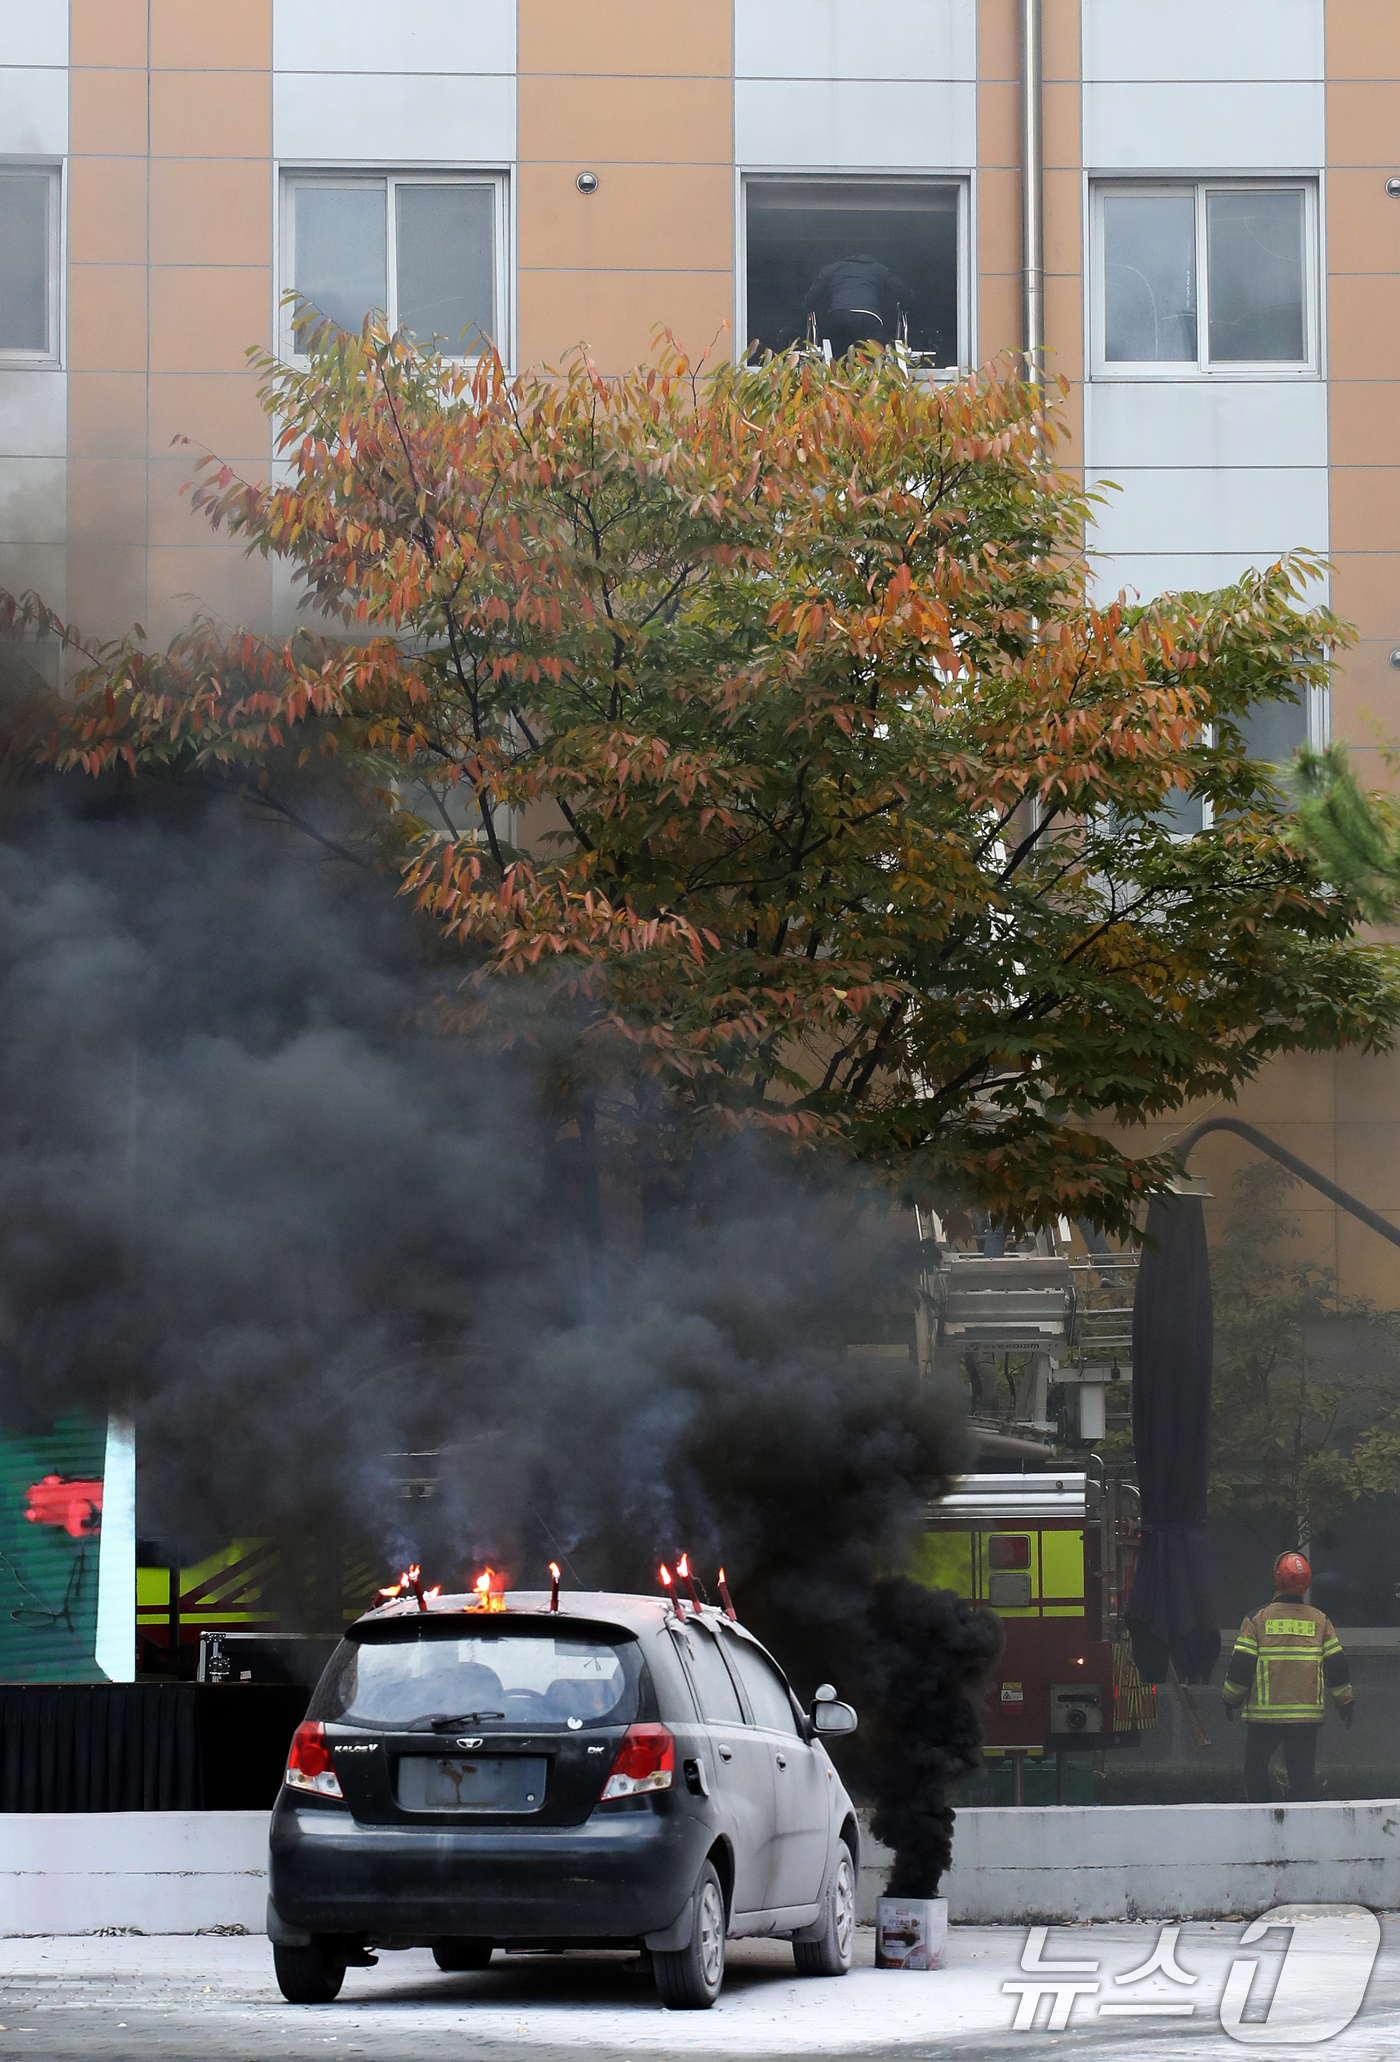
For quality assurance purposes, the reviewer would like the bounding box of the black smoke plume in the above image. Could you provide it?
[0,777,997,1893]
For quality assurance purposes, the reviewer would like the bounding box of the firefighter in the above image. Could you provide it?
[1222,1551,1354,1802]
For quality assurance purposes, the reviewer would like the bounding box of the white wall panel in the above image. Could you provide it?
[735,79,975,171]
[1084,83,1323,172]
[1089,466,1327,559]
[0,541,65,598]
[0,0,68,68]
[1084,380,1328,472]
[1089,553,1329,606]
[274,72,516,164]
[273,0,515,75]
[0,67,68,155]
[0,456,64,544]
[1083,0,1323,85]
[0,370,66,458]
[735,0,975,82]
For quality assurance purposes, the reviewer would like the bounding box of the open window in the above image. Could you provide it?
[280,172,507,359]
[1091,181,1318,378]
[743,178,964,369]
[0,165,61,365]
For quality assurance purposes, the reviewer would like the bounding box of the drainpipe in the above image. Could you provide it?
[1021,0,1045,389]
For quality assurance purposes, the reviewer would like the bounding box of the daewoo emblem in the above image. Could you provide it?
[457,1736,484,1749]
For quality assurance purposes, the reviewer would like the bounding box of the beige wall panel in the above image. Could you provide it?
[69,375,148,461]
[1334,1123,1400,1222]
[149,269,271,375]
[149,0,273,72]
[979,0,1020,81]
[1334,1215,1400,1304]
[1335,1040,1400,1121]
[150,161,271,268]
[516,269,734,374]
[1331,468,1400,554]
[1329,642,1400,734]
[68,268,149,374]
[1043,275,1083,383]
[1326,169,1400,282]
[67,546,148,631]
[518,0,731,78]
[70,67,148,155]
[150,376,270,463]
[145,545,271,638]
[979,80,1019,168]
[518,162,732,275]
[1326,0,1400,76]
[1330,383,1400,468]
[978,166,1021,277]
[1042,166,1082,277]
[1325,84,1400,165]
[1326,276,1400,382]
[67,459,147,546]
[1238,1049,1341,1128]
[150,71,272,157]
[68,159,148,267]
[1041,81,1079,171]
[1329,552,1400,638]
[147,456,265,548]
[70,0,147,68]
[978,278,1021,367]
[1042,0,1080,73]
[520,76,730,165]
[1052,379,1082,463]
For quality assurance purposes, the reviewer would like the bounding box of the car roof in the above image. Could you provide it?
[353,1589,751,1642]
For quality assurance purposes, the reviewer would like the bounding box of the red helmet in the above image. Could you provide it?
[1274,1551,1312,1597]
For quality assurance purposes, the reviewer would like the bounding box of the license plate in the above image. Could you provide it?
[396,1754,547,1813]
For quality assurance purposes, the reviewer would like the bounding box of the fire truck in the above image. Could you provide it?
[910,1228,1157,1794]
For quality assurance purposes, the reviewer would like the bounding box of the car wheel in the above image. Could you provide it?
[793,1839,856,1977]
[653,1859,726,2010]
[272,1939,348,2004]
[432,1939,493,1972]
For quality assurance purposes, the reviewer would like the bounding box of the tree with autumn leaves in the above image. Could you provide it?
[6,324,1399,1236]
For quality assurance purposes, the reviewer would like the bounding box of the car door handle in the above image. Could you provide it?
[718,1745,733,1762]
[775,1754,787,1769]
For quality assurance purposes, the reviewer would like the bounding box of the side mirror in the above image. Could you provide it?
[811,1698,858,1736]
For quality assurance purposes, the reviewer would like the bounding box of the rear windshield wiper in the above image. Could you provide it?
[426,1710,506,1730]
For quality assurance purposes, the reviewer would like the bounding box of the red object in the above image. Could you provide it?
[24,1476,103,1538]
[1274,1551,1312,1597]
[548,1562,561,1612]
[676,1552,703,1613]
[600,1723,675,1800]
[285,1721,344,1799]
[717,1567,737,1622]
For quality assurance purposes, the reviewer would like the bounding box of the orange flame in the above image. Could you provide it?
[659,1563,673,1588]
[470,1567,507,1612]
[549,1562,561,1581]
[677,1552,690,1577]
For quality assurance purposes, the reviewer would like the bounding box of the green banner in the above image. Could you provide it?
[0,1416,108,1683]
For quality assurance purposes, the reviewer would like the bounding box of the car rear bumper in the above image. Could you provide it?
[268,1794,710,1944]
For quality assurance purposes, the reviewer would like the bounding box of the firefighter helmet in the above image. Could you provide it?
[1274,1551,1312,1597]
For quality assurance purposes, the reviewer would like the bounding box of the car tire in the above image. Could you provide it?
[272,1939,348,2004]
[432,1939,493,1972]
[793,1839,856,1977]
[653,1859,726,2010]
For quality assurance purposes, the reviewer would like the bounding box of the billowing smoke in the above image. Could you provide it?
[0,777,995,1892]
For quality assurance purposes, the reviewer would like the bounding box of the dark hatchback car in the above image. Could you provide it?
[267,1587,860,2010]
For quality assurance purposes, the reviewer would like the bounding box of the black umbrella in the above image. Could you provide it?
[1124,1193,1221,1684]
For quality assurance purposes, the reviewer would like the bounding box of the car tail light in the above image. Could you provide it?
[600,1723,674,1800]
[285,1721,344,1799]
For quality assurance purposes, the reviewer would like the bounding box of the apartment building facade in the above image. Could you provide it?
[1,0,1398,1289]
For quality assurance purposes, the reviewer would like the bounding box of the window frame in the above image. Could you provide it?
[0,160,63,368]
[737,170,972,377]
[1090,178,1319,382]
[278,168,510,365]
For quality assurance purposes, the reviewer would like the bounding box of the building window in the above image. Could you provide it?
[281,174,506,358]
[743,178,964,369]
[0,165,61,364]
[1091,182,1317,377]
[1240,683,1329,767]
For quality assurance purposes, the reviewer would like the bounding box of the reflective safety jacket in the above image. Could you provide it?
[1222,1598,1352,1724]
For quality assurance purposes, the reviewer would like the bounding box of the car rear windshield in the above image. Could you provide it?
[308,1627,644,1732]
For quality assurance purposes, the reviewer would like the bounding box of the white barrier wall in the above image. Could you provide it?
[0,1812,267,1937]
[861,1804,1400,1924]
[4,1802,1400,1935]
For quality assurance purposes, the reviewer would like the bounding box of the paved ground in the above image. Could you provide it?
[1,1919,1398,2061]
